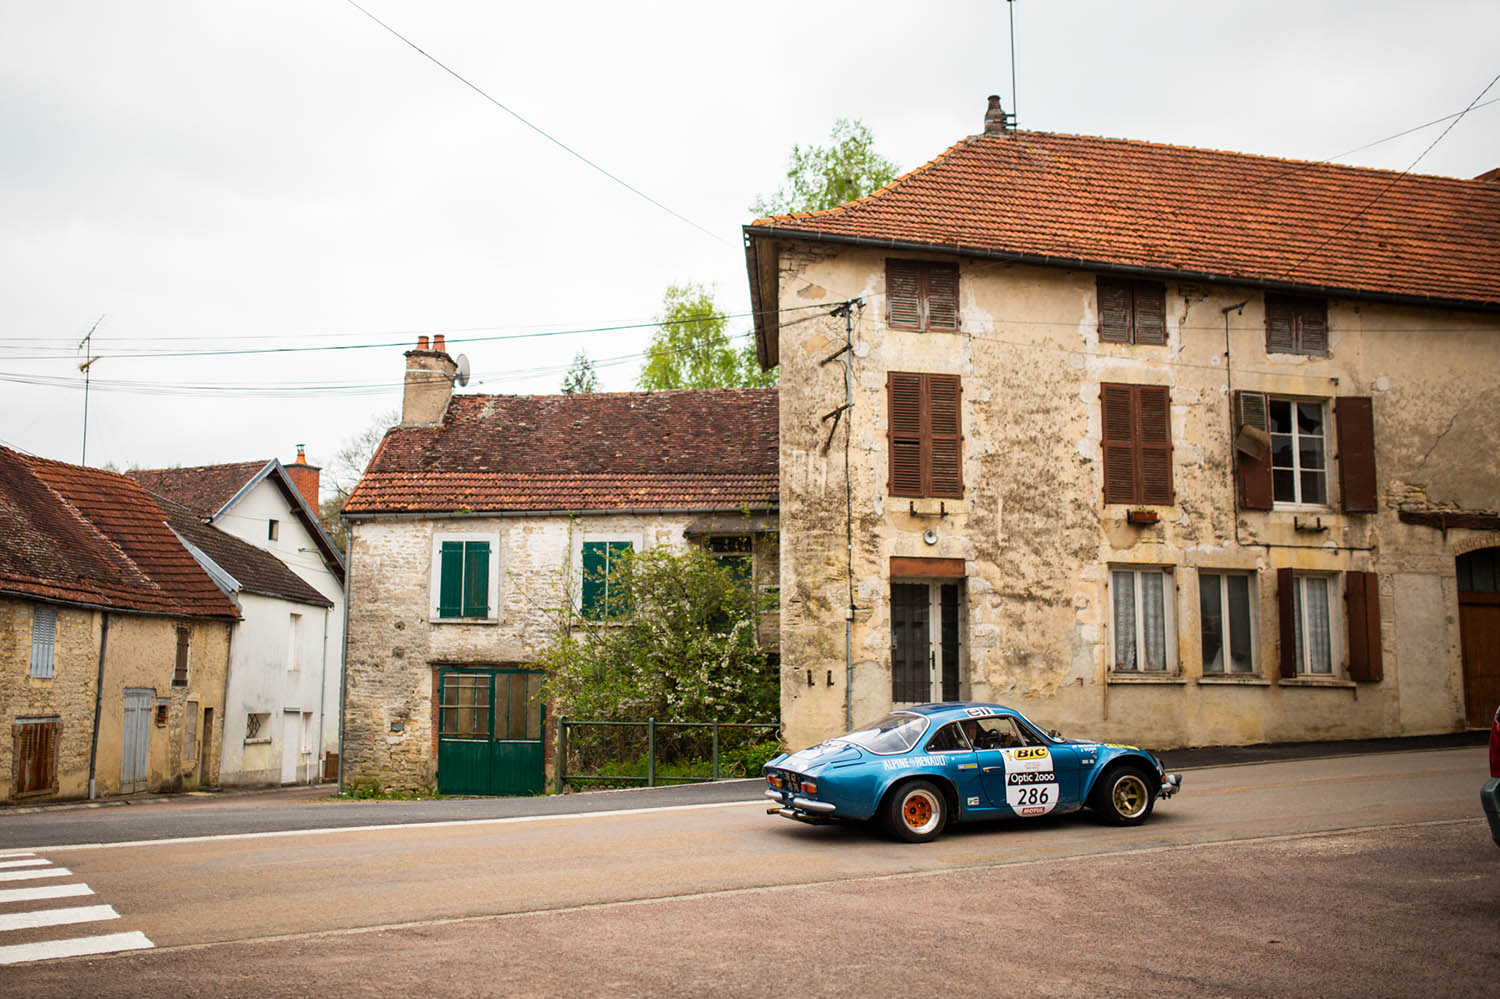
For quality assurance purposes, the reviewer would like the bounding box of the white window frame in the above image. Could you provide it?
[572,531,644,618]
[428,532,502,624]
[1198,571,1258,675]
[30,604,57,678]
[1108,565,1178,674]
[1268,396,1330,509]
[287,612,302,671]
[1291,572,1344,676]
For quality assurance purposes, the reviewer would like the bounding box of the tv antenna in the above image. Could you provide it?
[1007,0,1019,129]
[77,314,105,464]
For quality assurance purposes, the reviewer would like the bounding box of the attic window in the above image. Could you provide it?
[268,519,280,541]
[886,260,960,332]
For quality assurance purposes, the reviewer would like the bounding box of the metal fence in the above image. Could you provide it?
[554,717,781,793]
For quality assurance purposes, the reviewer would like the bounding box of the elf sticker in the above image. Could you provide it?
[1002,747,1059,816]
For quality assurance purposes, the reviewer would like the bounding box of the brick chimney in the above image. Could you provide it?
[983,94,1010,136]
[284,444,321,513]
[402,335,458,427]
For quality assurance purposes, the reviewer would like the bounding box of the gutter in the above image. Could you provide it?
[87,611,109,800]
[343,505,778,523]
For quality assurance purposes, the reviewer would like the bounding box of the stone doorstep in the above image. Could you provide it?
[0,782,340,816]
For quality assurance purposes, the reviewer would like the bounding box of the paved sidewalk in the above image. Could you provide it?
[1156,728,1487,771]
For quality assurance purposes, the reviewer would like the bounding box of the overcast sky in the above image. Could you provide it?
[2,1,1496,483]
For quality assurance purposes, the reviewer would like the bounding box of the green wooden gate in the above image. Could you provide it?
[437,668,545,796]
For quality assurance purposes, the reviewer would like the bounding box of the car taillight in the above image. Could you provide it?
[800,781,818,795]
[1490,710,1499,779]
[767,774,784,789]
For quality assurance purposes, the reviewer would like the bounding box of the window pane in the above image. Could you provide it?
[1300,577,1332,674]
[1199,574,1224,674]
[1273,469,1296,503]
[1141,572,1167,671]
[1227,575,1254,673]
[1296,402,1323,436]
[1268,400,1292,434]
[1301,470,1326,505]
[1112,571,1137,671]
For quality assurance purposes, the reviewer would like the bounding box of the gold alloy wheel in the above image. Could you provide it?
[902,788,940,833]
[1112,773,1149,819]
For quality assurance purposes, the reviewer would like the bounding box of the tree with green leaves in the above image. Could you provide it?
[560,350,599,394]
[750,118,899,217]
[637,282,775,390]
[318,408,398,550]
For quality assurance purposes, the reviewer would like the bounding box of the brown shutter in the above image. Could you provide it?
[1101,384,1137,504]
[1235,391,1274,510]
[1335,396,1377,513]
[1277,567,1297,678]
[1298,301,1329,355]
[927,374,963,497]
[886,260,921,330]
[1345,571,1384,682]
[1265,296,1296,354]
[1133,282,1167,345]
[1097,278,1132,343]
[925,264,960,331]
[1137,385,1173,504]
[888,373,924,496]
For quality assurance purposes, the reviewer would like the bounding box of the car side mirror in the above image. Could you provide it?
[1049,729,1062,740]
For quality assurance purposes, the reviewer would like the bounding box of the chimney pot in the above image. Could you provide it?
[418,335,430,350]
[984,94,1009,136]
[295,444,307,465]
[433,334,447,353]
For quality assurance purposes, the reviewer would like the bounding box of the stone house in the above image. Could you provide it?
[1,445,238,802]
[340,337,779,794]
[129,450,346,783]
[744,96,1500,751]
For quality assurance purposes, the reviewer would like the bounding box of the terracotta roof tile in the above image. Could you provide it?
[748,130,1500,308]
[0,445,239,618]
[157,498,332,609]
[127,460,270,518]
[344,388,778,515]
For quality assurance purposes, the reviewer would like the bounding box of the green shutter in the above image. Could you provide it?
[607,542,633,618]
[438,541,464,618]
[581,541,607,619]
[462,542,490,618]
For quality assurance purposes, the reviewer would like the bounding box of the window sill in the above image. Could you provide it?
[1279,677,1357,689]
[1107,673,1186,685]
[1197,675,1272,686]
[429,617,499,626]
[244,738,272,745]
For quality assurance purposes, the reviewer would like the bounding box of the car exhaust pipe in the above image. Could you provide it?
[1160,773,1182,799]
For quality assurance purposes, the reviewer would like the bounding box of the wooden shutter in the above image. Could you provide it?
[1277,568,1297,679]
[174,627,190,686]
[581,542,607,618]
[1097,278,1132,343]
[1335,396,1377,513]
[925,264,960,331]
[13,720,61,795]
[1345,571,1383,682]
[607,542,633,618]
[886,261,922,330]
[1298,301,1329,355]
[438,541,464,617]
[1235,391,1274,510]
[928,374,964,498]
[888,373,925,496]
[1101,384,1138,504]
[461,541,490,618]
[1138,385,1173,504]
[1133,283,1167,345]
[1265,296,1296,354]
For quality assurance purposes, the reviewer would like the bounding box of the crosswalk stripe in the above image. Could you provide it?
[0,904,119,933]
[0,867,72,883]
[0,930,153,966]
[0,853,36,859]
[0,858,50,870]
[0,883,94,905]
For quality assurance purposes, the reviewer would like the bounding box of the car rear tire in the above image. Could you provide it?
[883,780,947,842]
[1093,765,1156,825]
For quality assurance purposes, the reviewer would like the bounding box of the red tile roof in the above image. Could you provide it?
[747,130,1500,340]
[158,498,332,609]
[344,389,778,515]
[0,446,239,618]
[127,460,270,519]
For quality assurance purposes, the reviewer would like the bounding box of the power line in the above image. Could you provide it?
[342,0,727,245]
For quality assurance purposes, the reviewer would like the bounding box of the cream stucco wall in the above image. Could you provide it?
[770,243,1499,751]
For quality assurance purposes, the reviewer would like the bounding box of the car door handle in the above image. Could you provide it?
[982,767,1004,775]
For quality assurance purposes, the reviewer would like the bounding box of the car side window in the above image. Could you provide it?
[925,722,973,752]
[972,717,1037,749]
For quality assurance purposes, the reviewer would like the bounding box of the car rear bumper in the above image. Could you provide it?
[1482,778,1500,846]
[1159,773,1183,799]
[765,788,837,823]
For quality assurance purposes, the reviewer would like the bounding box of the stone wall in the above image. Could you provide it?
[1,599,100,800]
[772,243,1500,750]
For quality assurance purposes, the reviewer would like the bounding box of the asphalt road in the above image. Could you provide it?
[1,747,1495,996]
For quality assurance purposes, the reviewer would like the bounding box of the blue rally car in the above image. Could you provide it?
[764,703,1182,842]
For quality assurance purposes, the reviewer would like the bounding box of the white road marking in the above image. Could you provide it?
[0,858,50,869]
[0,867,71,882]
[20,798,767,853]
[0,853,37,860]
[0,904,119,932]
[0,930,153,966]
[0,883,94,905]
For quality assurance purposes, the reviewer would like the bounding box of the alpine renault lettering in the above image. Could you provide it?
[764,702,1182,842]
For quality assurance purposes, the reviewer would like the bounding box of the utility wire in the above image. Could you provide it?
[342,0,727,245]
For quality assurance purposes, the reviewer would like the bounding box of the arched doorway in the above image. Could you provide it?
[1457,547,1500,726]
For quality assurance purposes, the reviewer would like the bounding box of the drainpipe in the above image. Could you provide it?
[87,611,109,800]
[337,519,352,793]
[1222,300,1248,549]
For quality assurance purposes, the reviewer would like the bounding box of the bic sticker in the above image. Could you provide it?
[1004,747,1052,771]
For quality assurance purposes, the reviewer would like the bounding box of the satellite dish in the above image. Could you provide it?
[453,354,471,387]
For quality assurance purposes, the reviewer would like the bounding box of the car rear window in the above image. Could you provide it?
[842,713,928,755]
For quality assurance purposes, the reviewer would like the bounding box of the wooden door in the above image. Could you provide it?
[120,688,153,793]
[1458,548,1500,727]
